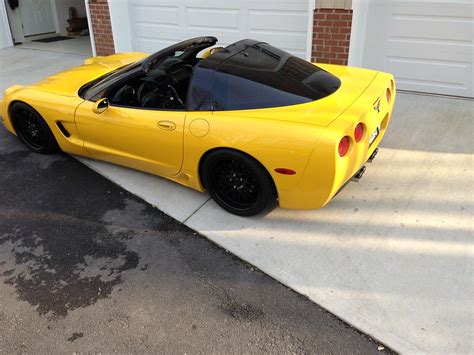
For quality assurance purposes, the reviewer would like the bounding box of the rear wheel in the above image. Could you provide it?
[202,150,275,216]
[10,102,59,154]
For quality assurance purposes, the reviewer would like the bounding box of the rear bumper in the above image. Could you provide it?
[277,74,396,210]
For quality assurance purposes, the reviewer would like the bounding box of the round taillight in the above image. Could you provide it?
[354,123,364,142]
[386,88,391,104]
[338,136,350,157]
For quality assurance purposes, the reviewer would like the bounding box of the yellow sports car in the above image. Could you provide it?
[0,37,396,216]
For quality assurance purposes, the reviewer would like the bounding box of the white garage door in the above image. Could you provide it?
[128,0,311,59]
[361,1,474,98]
[0,1,12,49]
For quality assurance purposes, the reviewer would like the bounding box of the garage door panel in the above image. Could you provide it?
[248,10,307,33]
[391,16,473,43]
[132,5,179,25]
[362,1,474,97]
[387,57,471,93]
[129,0,310,59]
[186,8,240,30]
[386,41,473,62]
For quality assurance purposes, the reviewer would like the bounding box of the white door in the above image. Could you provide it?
[0,1,12,49]
[361,0,474,98]
[128,0,311,59]
[20,0,56,36]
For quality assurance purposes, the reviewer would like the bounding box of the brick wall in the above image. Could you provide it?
[312,8,353,65]
[89,0,115,56]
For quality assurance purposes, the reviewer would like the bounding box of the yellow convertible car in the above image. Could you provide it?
[0,37,395,216]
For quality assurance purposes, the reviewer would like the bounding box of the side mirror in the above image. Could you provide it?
[93,98,109,114]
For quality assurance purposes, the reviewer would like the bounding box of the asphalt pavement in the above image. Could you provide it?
[0,125,391,353]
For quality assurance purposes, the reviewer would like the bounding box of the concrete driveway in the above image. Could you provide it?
[0,122,389,353]
[1,47,473,354]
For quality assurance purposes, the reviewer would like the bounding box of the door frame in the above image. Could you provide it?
[347,0,368,67]
[0,0,96,55]
[0,0,13,48]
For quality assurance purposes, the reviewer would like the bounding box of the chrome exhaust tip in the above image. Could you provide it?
[353,166,366,181]
[368,148,379,163]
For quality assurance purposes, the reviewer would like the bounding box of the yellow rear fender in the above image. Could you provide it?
[280,71,396,209]
[181,113,325,195]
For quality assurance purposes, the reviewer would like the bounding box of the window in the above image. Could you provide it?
[211,44,341,111]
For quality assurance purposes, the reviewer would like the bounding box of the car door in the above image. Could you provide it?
[74,100,185,177]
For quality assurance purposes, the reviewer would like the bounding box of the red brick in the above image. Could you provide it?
[316,46,331,52]
[317,20,333,27]
[89,0,115,55]
[317,33,332,40]
[333,20,349,27]
[322,52,337,59]
[326,14,341,20]
[331,33,347,40]
[339,27,351,34]
[338,40,350,47]
[331,46,345,53]
[312,8,352,65]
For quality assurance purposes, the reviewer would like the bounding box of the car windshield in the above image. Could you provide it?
[81,37,218,103]
[81,60,145,101]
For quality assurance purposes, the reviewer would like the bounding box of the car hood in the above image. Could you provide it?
[27,52,150,97]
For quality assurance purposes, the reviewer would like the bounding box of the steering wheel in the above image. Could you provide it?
[111,84,136,106]
[137,80,160,105]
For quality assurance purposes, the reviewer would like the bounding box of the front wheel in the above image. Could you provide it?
[202,150,276,216]
[10,102,59,154]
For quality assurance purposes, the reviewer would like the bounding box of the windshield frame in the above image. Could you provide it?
[81,61,145,102]
[80,36,218,102]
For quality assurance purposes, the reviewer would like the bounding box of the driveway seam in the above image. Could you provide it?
[183,197,212,224]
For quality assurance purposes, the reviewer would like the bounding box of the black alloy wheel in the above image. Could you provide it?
[203,150,276,216]
[10,102,58,154]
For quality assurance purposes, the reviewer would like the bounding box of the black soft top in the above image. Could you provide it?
[188,39,341,111]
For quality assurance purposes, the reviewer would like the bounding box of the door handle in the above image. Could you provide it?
[157,120,176,131]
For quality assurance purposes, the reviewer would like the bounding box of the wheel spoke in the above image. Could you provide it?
[210,158,261,211]
[13,108,49,151]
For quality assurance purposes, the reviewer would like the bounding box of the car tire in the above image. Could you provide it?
[202,149,276,216]
[10,102,59,154]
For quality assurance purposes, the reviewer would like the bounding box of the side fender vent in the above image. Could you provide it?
[56,121,71,138]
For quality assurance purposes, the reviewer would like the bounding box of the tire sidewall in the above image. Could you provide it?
[203,150,275,216]
[10,102,59,154]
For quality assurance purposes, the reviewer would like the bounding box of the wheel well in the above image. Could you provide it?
[198,147,278,198]
[8,100,39,131]
[8,100,60,150]
[8,100,23,122]
[8,100,28,133]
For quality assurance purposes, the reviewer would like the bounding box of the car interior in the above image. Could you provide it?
[108,46,224,110]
